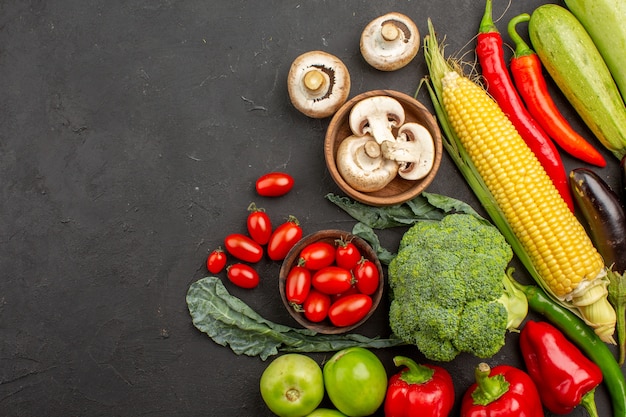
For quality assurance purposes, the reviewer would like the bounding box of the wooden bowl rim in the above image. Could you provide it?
[278,229,384,334]
[324,89,443,206]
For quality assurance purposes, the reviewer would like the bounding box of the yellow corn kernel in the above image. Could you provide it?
[441,71,615,341]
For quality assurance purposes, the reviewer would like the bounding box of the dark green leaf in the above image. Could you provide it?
[187,277,404,360]
[352,222,396,265]
[326,193,445,229]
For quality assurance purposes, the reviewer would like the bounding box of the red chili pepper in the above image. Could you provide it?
[384,356,455,417]
[461,362,543,417]
[477,0,574,212]
[507,14,606,168]
[520,320,603,416]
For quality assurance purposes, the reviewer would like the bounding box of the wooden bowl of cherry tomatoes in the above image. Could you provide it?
[278,229,383,334]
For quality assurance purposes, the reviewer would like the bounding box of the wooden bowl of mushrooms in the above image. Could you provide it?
[324,90,443,206]
[278,229,384,334]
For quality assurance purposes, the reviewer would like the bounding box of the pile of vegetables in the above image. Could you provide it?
[186,0,626,415]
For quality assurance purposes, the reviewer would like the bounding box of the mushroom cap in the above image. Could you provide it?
[287,50,351,118]
[336,134,399,192]
[348,95,405,144]
[360,12,420,71]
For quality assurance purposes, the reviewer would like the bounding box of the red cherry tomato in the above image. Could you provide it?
[226,263,260,289]
[328,294,372,327]
[311,266,353,295]
[267,216,302,261]
[206,247,227,274]
[335,239,362,270]
[285,265,311,305]
[256,172,294,197]
[303,289,331,323]
[247,203,272,245]
[353,258,380,296]
[224,233,264,263]
[299,241,336,270]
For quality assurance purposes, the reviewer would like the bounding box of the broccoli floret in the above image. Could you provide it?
[387,213,528,362]
[413,329,459,362]
[455,300,508,358]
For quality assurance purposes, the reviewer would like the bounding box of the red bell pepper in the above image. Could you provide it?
[520,320,603,416]
[384,356,454,417]
[461,362,543,417]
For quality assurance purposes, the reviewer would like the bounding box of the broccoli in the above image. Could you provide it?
[387,213,528,362]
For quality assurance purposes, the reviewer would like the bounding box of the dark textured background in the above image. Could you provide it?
[1,0,623,416]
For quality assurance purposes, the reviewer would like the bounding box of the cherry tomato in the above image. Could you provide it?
[335,239,361,270]
[328,294,372,327]
[353,258,380,296]
[247,203,272,245]
[303,289,331,323]
[299,241,335,270]
[285,265,311,305]
[206,247,227,274]
[226,263,260,289]
[311,266,353,295]
[224,233,264,263]
[267,215,302,261]
[256,172,294,197]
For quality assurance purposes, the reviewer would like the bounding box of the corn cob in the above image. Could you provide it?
[423,20,616,343]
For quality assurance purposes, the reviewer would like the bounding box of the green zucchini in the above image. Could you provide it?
[529,4,626,160]
[564,0,626,103]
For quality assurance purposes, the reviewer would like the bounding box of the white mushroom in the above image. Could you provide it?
[349,96,405,145]
[381,122,435,180]
[360,12,420,71]
[287,50,351,118]
[336,134,399,192]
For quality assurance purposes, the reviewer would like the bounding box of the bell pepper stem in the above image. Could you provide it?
[471,363,509,406]
[580,388,599,417]
[393,356,434,385]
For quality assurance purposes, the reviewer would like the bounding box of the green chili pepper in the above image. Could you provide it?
[513,281,626,417]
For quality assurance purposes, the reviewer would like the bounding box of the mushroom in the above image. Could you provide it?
[360,12,420,71]
[381,122,435,180]
[349,96,405,145]
[336,134,399,192]
[287,50,351,118]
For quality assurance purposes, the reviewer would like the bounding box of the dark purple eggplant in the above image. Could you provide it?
[619,155,626,207]
[569,168,626,274]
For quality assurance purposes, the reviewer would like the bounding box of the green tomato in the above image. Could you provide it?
[260,353,324,417]
[323,347,387,417]
[305,408,348,417]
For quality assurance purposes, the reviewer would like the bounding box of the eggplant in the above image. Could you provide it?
[619,156,626,207]
[569,168,626,273]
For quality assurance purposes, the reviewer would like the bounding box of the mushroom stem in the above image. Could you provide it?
[381,22,400,42]
[303,69,326,92]
[364,140,381,158]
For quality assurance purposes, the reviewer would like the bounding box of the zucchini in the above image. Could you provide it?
[564,0,626,103]
[528,4,626,160]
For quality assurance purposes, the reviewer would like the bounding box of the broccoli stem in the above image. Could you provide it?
[499,268,529,331]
